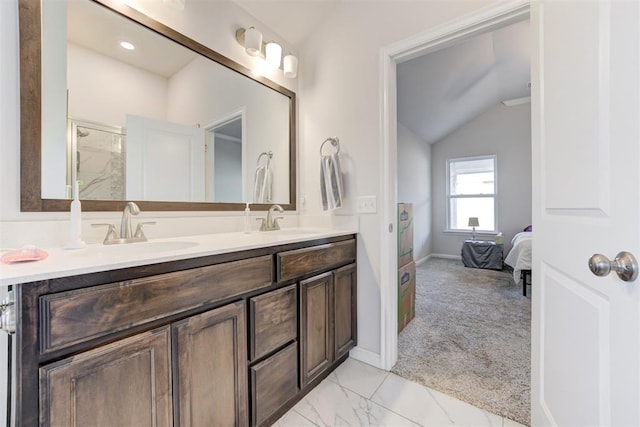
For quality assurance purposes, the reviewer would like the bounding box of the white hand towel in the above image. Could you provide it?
[254,164,273,203]
[320,152,344,211]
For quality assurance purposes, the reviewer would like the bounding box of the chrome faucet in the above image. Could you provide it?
[92,202,155,244]
[258,204,284,231]
[121,201,140,239]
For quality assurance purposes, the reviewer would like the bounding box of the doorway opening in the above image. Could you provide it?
[379,1,533,423]
[204,109,246,203]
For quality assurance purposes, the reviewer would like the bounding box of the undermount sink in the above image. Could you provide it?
[271,228,323,236]
[72,240,200,257]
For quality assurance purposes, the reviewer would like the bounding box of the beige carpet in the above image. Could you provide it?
[392,257,531,426]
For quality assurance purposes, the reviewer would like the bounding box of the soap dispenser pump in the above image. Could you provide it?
[65,180,86,249]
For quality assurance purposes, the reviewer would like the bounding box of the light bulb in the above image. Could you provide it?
[283,54,298,78]
[265,41,282,68]
[244,27,262,57]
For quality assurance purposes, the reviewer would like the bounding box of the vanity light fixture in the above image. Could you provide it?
[236,27,298,78]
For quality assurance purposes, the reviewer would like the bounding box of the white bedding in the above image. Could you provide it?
[505,231,532,283]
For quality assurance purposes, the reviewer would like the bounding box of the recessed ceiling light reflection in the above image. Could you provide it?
[119,41,135,51]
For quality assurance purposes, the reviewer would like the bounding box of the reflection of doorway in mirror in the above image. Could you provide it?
[204,110,246,203]
[69,119,126,201]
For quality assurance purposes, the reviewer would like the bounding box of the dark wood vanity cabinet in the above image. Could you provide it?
[173,301,248,427]
[299,264,357,388]
[248,284,299,426]
[250,342,298,426]
[333,263,357,361]
[40,299,248,427]
[40,326,174,426]
[300,272,333,387]
[249,284,297,362]
[15,235,357,427]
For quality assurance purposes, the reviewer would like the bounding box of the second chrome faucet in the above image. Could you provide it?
[258,204,284,231]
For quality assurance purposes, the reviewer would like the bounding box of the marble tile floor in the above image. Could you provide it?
[274,358,527,427]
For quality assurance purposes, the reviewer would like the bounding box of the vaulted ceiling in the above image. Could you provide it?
[396,19,531,144]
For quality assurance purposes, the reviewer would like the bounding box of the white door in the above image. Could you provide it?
[126,114,205,201]
[532,1,640,425]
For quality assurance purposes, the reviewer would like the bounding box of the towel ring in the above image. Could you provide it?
[320,137,340,156]
[257,151,273,166]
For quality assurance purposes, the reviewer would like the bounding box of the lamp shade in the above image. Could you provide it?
[244,27,262,56]
[265,41,282,68]
[468,217,480,227]
[283,54,298,78]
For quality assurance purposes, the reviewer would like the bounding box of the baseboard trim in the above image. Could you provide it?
[349,346,383,369]
[415,255,430,266]
[430,253,462,260]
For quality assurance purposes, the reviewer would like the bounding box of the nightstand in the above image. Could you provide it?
[461,240,503,270]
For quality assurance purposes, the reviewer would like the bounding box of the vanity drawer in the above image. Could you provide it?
[250,342,298,426]
[249,284,297,361]
[277,239,356,282]
[40,255,273,354]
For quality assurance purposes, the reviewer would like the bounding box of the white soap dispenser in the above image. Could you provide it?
[65,180,86,249]
[244,203,251,233]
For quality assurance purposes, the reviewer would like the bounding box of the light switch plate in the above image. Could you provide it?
[357,195,377,214]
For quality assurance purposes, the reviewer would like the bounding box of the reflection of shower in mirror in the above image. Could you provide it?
[69,119,126,201]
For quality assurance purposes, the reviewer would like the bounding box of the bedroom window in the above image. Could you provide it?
[446,155,497,233]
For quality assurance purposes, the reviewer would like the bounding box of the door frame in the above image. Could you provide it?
[378,0,531,370]
[203,108,247,203]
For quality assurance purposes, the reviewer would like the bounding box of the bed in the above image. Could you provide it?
[504,231,532,296]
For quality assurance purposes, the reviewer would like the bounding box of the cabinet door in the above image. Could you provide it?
[333,263,357,360]
[300,272,333,388]
[173,301,248,427]
[40,327,172,427]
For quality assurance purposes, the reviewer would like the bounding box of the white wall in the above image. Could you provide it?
[0,0,298,248]
[297,0,497,358]
[41,0,68,200]
[397,124,431,263]
[431,103,532,256]
[68,44,169,127]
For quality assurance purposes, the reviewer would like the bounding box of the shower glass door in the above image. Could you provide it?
[68,119,126,200]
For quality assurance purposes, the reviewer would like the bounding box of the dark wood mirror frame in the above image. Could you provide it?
[19,0,296,212]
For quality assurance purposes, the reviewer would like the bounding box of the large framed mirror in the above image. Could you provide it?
[19,0,296,212]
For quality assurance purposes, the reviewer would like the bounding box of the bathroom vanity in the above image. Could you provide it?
[11,0,357,423]
[5,231,357,426]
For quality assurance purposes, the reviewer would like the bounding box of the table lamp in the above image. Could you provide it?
[468,217,479,240]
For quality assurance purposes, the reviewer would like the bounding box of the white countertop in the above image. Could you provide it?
[0,227,357,286]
